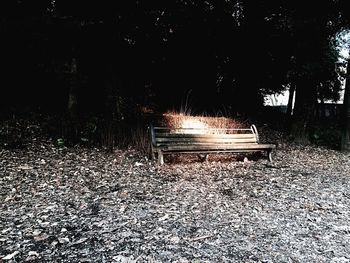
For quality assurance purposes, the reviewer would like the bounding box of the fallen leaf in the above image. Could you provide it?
[2,251,20,260]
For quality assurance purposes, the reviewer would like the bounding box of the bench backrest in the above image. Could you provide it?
[150,125,259,147]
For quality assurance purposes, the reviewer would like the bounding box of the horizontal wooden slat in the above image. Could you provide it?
[154,133,255,139]
[158,144,275,152]
[155,131,253,135]
[154,127,252,131]
[160,149,267,154]
[155,138,257,144]
[155,142,257,148]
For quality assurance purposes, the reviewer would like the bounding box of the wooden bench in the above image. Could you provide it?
[149,124,276,165]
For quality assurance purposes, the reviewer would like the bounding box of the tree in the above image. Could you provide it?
[341,58,350,150]
[337,0,350,151]
[285,1,343,142]
[2,0,349,150]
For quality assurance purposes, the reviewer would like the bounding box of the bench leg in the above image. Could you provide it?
[150,149,155,160]
[157,150,164,165]
[267,150,273,162]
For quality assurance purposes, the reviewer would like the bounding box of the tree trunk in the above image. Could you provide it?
[67,57,78,120]
[65,57,80,143]
[341,59,350,151]
[101,75,123,152]
[286,83,296,117]
[319,96,325,120]
[290,80,317,143]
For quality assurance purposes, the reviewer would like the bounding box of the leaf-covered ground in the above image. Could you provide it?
[1,135,350,262]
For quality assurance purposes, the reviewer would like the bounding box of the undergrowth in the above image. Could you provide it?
[0,110,343,153]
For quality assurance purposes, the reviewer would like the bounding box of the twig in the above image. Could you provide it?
[187,234,214,242]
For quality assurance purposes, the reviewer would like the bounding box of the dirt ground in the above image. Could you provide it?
[1,136,350,262]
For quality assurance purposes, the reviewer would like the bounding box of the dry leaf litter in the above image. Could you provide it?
[1,129,350,263]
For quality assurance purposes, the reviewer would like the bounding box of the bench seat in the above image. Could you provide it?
[149,125,276,165]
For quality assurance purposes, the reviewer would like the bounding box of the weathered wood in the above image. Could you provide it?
[161,144,275,151]
[268,150,273,162]
[154,127,252,131]
[150,125,276,165]
[155,138,257,144]
[157,149,164,165]
[149,125,156,160]
[154,133,255,138]
[157,149,269,154]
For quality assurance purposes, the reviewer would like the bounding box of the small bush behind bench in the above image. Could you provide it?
[149,124,276,165]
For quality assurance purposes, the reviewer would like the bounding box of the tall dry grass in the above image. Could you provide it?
[161,112,247,130]
[110,111,248,154]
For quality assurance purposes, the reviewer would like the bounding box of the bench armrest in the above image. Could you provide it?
[149,124,157,146]
[250,124,259,143]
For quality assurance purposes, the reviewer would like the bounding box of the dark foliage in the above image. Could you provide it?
[1,0,349,147]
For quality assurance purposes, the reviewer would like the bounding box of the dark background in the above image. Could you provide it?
[1,0,350,149]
